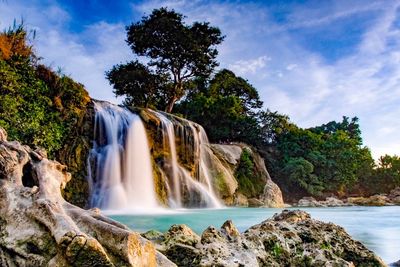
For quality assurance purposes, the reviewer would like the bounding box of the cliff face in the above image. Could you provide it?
[56,101,284,208]
[0,127,174,266]
[211,144,284,207]
[58,101,95,208]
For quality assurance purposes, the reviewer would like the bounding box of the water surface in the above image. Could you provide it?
[110,206,400,264]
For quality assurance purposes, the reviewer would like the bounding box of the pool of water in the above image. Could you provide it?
[109,206,400,264]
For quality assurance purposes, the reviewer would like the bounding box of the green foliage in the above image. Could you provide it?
[110,7,224,112]
[271,117,376,198]
[283,157,324,196]
[106,60,167,109]
[235,149,264,197]
[176,69,262,144]
[0,25,89,157]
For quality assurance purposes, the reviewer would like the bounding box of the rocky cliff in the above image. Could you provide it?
[54,101,284,209]
[135,107,284,208]
[0,127,174,266]
[211,143,284,207]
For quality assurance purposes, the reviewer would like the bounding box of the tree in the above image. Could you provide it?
[208,69,263,113]
[106,60,167,109]
[124,7,224,112]
[175,69,262,144]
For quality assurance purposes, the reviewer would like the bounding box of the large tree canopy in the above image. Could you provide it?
[175,69,263,144]
[110,7,224,112]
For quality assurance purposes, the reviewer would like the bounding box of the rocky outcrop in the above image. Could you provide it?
[0,128,175,266]
[211,144,284,207]
[296,192,400,207]
[149,210,385,267]
[388,187,400,204]
[58,100,95,208]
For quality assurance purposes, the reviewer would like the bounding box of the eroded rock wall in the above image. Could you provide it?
[0,128,175,266]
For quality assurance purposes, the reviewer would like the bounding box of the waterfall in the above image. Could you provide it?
[155,112,222,208]
[88,102,158,211]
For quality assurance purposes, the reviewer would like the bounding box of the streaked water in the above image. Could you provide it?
[110,206,400,264]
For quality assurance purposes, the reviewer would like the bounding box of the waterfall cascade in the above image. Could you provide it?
[88,102,223,210]
[88,102,158,211]
[156,112,221,208]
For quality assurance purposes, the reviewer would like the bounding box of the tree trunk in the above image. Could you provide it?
[165,96,177,113]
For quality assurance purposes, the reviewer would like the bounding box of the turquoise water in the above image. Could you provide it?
[110,206,400,264]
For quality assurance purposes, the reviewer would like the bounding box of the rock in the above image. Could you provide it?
[296,196,351,207]
[0,127,7,142]
[163,224,200,248]
[0,131,175,267]
[233,192,248,206]
[211,143,285,207]
[297,196,325,207]
[262,180,285,208]
[324,196,346,206]
[142,230,165,242]
[157,210,385,267]
[389,187,400,204]
[248,198,264,207]
[347,195,389,206]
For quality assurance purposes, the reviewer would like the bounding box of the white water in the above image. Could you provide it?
[88,102,222,210]
[88,102,159,211]
[154,112,222,208]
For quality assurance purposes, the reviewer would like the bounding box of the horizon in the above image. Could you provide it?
[1,0,399,159]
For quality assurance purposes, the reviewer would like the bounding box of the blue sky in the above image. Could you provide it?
[1,0,399,159]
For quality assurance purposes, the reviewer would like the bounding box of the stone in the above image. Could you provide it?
[248,198,264,207]
[297,196,325,207]
[234,192,248,206]
[262,180,285,208]
[156,210,385,267]
[0,130,176,267]
[0,127,7,142]
[347,195,389,206]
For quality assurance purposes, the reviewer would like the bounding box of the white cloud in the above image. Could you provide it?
[1,0,400,158]
[228,56,270,75]
[0,1,132,104]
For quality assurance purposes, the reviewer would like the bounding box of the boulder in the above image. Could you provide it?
[0,131,175,267]
[297,196,325,207]
[211,143,285,208]
[347,195,389,206]
[248,198,264,207]
[262,180,285,208]
[157,210,385,267]
[389,187,400,204]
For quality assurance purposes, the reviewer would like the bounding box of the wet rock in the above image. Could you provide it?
[157,210,385,267]
[248,198,264,207]
[0,130,175,267]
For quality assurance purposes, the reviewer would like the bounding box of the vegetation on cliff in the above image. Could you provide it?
[0,23,92,206]
[0,23,90,157]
